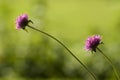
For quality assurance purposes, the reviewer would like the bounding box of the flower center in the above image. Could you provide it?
[19,18,28,29]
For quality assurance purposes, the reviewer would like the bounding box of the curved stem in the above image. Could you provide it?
[27,25,97,80]
[97,48,120,80]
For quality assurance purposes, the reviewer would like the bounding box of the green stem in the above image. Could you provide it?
[97,48,120,80]
[27,25,97,80]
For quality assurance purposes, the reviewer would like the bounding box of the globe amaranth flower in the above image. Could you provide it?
[85,35,102,52]
[16,14,33,30]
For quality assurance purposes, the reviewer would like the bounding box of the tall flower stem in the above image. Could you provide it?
[97,48,120,80]
[27,25,97,80]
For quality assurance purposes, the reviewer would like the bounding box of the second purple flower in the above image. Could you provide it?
[85,35,102,52]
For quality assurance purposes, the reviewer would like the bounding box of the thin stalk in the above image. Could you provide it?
[27,25,97,80]
[97,48,119,80]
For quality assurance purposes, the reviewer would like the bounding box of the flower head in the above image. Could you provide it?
[16,14,29,30]
[85,35,102,52]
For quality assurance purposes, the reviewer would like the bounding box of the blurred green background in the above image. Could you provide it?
[0,0,120,80]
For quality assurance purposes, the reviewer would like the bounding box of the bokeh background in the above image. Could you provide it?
[0,0,120,80]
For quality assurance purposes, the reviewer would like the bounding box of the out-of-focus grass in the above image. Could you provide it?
[46,0,120,39]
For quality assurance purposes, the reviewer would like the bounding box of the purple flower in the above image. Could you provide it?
[16,14,29,30]
[85,35,102,52]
